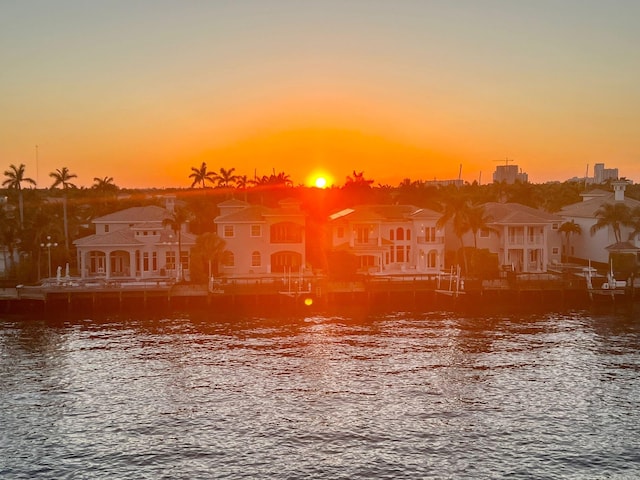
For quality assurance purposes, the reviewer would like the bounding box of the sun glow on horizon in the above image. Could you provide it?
[306,169,334,189]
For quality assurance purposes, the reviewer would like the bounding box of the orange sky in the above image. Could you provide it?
[1,1,639,188]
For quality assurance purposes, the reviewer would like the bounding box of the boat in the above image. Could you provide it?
[585,260,627,301]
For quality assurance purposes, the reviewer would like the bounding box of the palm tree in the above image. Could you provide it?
[2,163,36,228]
[216,167,239,188]
[162,206,193,282]
[49,167,78,252]
[590,203,633,243]
[189,162,217,188]
[437,194,472,272]
[345,170,374,187]
[236,174,250,201]
[92,176,117,192]
[466,204,493,249]
[192,232,226,283]
[558,220,582,263]
[0,208,19,277]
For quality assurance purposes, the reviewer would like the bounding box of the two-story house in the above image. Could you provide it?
[74,198,196,281]
[559,181,640,264]
[448,202,562,273]
[214,198,306,277]
[328,205,445,275]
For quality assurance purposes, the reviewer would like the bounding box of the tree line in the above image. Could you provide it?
[2,162,640,284]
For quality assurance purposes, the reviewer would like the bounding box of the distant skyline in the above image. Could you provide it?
[1,1,639,188]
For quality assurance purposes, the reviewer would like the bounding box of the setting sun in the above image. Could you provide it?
[314,177,327,189]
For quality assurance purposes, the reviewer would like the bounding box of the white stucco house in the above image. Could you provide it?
[559,180,640,265]
[213,198,306,277]
[447,202,563,273]
[328,204,445,275]
[73,198,196,281]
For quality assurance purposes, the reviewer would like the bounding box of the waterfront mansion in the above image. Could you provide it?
[74,196,196,281]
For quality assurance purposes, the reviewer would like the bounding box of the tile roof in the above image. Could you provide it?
[215,205,270,223]
[560,193,640,218]
[75,229,197,248]
[483,202,561,224]
[94,206,168,223]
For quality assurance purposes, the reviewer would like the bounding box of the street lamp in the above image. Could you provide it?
[40,235,58,279]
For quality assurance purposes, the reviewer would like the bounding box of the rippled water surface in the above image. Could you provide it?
[1,309,640,479]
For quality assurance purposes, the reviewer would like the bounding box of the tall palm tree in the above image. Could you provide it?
[236,174,250,201]
[192,232,226,282]
[189,162,217,188]
[2,163,36,228]
[0,208,19,277]
[162,206,193,281]
[49,167,78,252]
[590,203,633,243]
[558,220,582,263]
[216,167,238,188]
[345,170,374,187]
[92,176,117,192]
[437,194,472,272]
[466,204,493,249]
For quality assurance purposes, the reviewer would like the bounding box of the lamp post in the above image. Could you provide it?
[40,236,58,279]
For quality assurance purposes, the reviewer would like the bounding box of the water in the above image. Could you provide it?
[1,309,639,479]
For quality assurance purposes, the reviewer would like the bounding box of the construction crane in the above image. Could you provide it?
[494,157,515,166]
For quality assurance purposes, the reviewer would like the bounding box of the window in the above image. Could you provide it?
[223,225,234,238]
[166,251,176,270]
[104,225,109,233]
[180,251,189,270]
[424,227,437,242]
[552,247,559,255]
[396,227,404,241]
[406,229,411,241]
[271,222,302,243]
[152,252,157,271]
[251,225,262,237]
[428,250,437,268]
[552,223,559,230]
[143,252,149,271]
[222,251,235,267]
[390,229,394,241]
[396,245,405,262]
[251,251,261,267]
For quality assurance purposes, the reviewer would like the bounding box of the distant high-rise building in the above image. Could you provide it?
[593,163,618,184]
[493,164,528,184]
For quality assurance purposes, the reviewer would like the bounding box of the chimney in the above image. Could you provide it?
[611,180,628,202]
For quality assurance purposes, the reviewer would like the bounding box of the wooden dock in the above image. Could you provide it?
[0,274,616,316]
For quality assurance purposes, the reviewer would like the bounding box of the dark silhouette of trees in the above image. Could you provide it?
[49,167,78,253]
[590,203,633,243]
[162,206,193,282]
[190,232,226,283]
[2,163,36,228]
[189,162,217,188]
[215,167,238,188]
[558,220,582,262]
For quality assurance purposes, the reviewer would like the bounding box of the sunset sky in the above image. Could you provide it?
[1,1,639,189]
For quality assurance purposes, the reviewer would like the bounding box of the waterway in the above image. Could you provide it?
[1,309,639,479]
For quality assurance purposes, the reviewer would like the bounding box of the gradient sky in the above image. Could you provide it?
[1,0,639,188]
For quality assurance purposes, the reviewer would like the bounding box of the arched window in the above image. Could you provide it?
[390,229,395,241]
[222,251,235,267]
[406,229,411,240]
[396,227,404,241]
[251,251,261,267]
